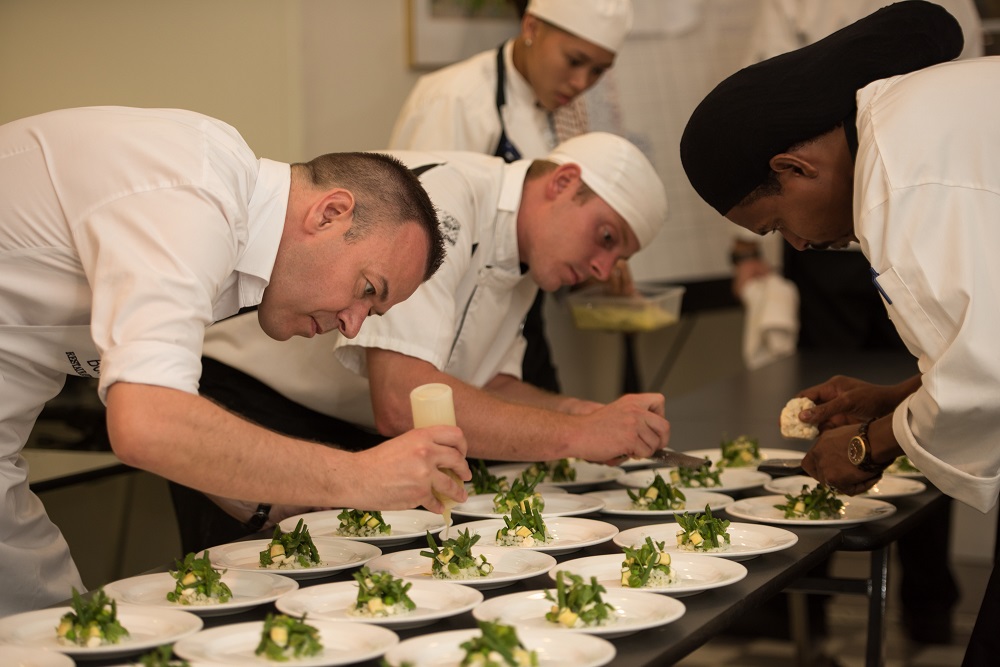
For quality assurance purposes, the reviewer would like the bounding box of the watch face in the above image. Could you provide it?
[848,436,866,465]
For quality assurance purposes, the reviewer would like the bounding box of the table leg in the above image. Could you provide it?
[866,546,889,667]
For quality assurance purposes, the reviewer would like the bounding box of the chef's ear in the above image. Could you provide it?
[311,188,356,232]
[547,162,583,199]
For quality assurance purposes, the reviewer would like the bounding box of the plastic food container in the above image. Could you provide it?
[567,284,685,332]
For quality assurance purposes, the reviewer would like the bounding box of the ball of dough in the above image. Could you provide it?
[780,397,819,439]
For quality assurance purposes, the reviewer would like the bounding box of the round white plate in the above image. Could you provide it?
[725,495,898,527]
[584,489,734,517]
[681,448,806,468]
[173,618,398,666]
[0,646,74,666]
[465,482,568,495]
[104,570,298,617]
[488,462,625,490]
[764,474,926,500]
[382,628,616,667]
[277,509,448,547]
[553,553,747,597]
[456,518,618,555]
[0,606,203,660]
[452,492,605,519]
[275,579,483,630]
[202,537,381,580]
[472,588,686,638]
[614,522,799,561]
[619,467,771,493]
[366,546,556,590]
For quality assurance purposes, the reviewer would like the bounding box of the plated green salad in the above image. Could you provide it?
[133,645,190,667]
[259,519,321,569]
[493,470,545,515]
[57,587,129,648]
[337,509,392,538]
[523,458,576,483]
[495,503,551,547]
[675,505,731,552]
[255,613,323,661]
[350,566,416,617]
[621,536,675,588]
[717,434,761,468]
[669,461,723,488]
[775,483,845,520]
[886,455,921,475]
[459,620,538,667]
[627,472,686,510]
[166,551,232,605]
[471,459,509,495]
[421,529,494,579]
[544,571,616,628]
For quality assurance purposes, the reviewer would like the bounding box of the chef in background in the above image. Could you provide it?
[390,0,634,396]
[680,3,1000,662]
[180,132,670,553]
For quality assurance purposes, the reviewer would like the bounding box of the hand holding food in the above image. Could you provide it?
[781,397,820,439]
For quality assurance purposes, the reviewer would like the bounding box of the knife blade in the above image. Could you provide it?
[646,448,711,469]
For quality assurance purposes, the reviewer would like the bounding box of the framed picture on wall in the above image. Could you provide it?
[407,0,520,70]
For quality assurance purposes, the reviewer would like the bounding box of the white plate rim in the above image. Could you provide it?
[583,489,735,516]
[763,474,926,499]
[613,521,799,559]
[0,645,75,666]
[724,495,898,526]
[454,517,618,553]
[0,606,203,659]
[618,467,771,493]
[201,537,381,579]
[552,553,748,596]
[365,545,557,589]
[172,618,399,666]
[276,509,448,546]
[452,493,605,519]
[382,627,616,667]
[103,570,298,617]
[487,462,625,489]
[274,578,484,628]
[471,588,686,636]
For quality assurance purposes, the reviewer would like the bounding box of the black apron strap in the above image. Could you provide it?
[493,44,522,164]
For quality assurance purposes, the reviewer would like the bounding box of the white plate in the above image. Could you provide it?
[682,447,806,468]
[472,588,685,638]
[553,553,747,597]
[619,467,771,493]
[366,546,556,590]
[488,462,625,490]
[584,489,734,517]
[614,522,799,561]
[764,474,927,500]
[0,606,203,660]
[725,495,898,527]
[277,509,448,546]
[464,482,568,495]
[456,518,619,555]
[383,628,616,667]
[202,537,381,580]
[275,579,483,630]
[452,493,605,519]
[173,618,398,666]
[0,646,74,666]
[103,570,298,617]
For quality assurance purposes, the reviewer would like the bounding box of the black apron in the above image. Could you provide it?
[493,44,560,393]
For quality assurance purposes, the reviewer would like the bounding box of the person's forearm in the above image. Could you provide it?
[106,382,363,508]
[483,373,590,414]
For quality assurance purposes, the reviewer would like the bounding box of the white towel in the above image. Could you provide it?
[741,274,800,369]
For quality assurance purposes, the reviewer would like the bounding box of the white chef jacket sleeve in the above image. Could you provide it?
[867,184,1000,513]
[74,188,242,402]
[389,79,498,154]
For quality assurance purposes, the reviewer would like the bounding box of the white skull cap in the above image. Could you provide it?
[547,132,667,249]
[526,0,634,53]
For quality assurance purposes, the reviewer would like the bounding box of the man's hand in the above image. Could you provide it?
[348,425,471,513]
[796,374,920,432]
[575,393,670,462]
[801,424,882,496]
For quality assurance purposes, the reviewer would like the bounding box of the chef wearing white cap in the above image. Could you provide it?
[187,132,670,550]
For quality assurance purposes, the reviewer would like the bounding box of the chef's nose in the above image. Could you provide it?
[337,303,367,339]
[590,254,616,281]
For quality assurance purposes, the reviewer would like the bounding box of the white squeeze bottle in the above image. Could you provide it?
[410,383,463,538]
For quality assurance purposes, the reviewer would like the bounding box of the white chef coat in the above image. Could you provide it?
[389,40,557,160]
[853,57,1000,513]
[202,151,537,427]
[0,106,289,615]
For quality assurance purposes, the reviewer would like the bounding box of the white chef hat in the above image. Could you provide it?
[547,132,667,250]
[526,0,634,53]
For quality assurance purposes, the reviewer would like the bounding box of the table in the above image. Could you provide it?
[74,350,941,667]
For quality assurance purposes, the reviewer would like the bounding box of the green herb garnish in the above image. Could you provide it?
[627,472,686,510]
[166,551,232,604]
[675,505,731,550]
[255,613,322,662]
[259,519,321,568]
[56,587,129,647]
[543,571,615,627]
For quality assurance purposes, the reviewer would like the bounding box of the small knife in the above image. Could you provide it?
[646,448,711,469]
